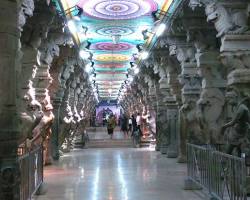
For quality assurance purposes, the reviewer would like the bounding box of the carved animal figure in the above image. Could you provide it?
[19,98,43,146]
[206,2,249,37]
[18,0,35,30]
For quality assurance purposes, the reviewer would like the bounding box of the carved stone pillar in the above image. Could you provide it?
[172,43,202,162]
[181,4,227,146]
[51,97,62,160]
[34,58,54,164]
[58,86,72,150]
[0,0,33,198]
[196,51,226,144]
[220,34,250,94]
[156,79,169,154]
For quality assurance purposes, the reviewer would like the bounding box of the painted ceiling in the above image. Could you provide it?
[57,0,174,100]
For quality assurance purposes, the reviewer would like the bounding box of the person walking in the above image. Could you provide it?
[128,116,132,136]
[107,114,116,139]
[136,112,142,136]
[132,114,140,147]
[121,114,129,138]
[132,114,137,133]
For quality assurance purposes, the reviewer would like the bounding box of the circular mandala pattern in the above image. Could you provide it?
[78,0,158,20]
[94,54,130,62]
[96,26,134,36]
[92,42,133,51]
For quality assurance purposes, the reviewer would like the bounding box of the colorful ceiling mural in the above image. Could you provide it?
[56,0,175,100]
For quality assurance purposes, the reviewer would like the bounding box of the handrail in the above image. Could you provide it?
[186,143,247,200]
[19,146,43,200]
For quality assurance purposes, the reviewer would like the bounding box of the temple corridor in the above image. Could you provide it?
[1,0,250,199]
[34,141,204,200]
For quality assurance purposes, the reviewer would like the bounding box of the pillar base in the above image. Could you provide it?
[167,145,178,158]
[160,144,168,154]
[247,176,250,194]
[52,153,60,161]
[183,178,202,190]
[155,144,161,151]
[35,182,48,195]
[177,155,187,163]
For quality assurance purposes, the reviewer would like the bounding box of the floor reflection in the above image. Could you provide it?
[35,148,205,200]
[117,154,128,200]
[92,167,100,200]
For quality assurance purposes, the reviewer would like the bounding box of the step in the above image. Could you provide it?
[140,137,156,147]
[86,139,133,148]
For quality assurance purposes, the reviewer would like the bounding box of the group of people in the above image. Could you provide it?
[106,113,142,146]
[120,114,142,137]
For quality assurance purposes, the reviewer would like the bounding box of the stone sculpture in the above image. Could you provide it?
[197,88,225,144]
[205,2,249,37]
[221,87,250,156]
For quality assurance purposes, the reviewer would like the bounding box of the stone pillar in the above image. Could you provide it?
[181,5,227,146]
[220,34,250,94]
[178,61,202,161]
[220,35,250,155]
[168,43,202,162]
[51,96,62,160]
[0,0,31,198]
[166,99,179,158]
[19,43,44,147]
[58,86,72,150]
[33,60,54,165]
[196,51,226,144]
[159,73,179,158]
[156,81,170,154]
[20,48,39,106]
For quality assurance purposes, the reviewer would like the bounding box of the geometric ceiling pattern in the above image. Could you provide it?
[57,0,174,100]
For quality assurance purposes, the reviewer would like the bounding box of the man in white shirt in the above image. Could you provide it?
[128,117,132,134]
[136,113,141,126]
[136,113,142,136]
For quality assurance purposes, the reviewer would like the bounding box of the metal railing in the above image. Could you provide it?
[187,143,247,200]
[19,146,43,200]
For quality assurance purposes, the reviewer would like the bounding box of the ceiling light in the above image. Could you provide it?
[156,23,166,37]
[67,20,77,33]
[74,16,81,21]
[85,62,92,73]
[108,88,112,94]
[140,51,149,60]
[134,67,140,74]
[79,33,87,41]
[79,50,90,60]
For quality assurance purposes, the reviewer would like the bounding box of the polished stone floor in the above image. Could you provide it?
[34,148,205,200]
[87,127,128,140]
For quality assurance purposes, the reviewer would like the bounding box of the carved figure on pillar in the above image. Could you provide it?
[221,87,250,156]
[176,43,202,161]
[205,1,249,37]
[197,88,225,144]
[0,0,35,198]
